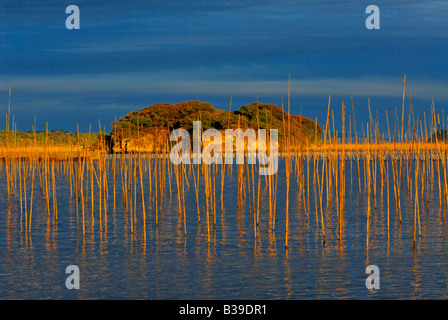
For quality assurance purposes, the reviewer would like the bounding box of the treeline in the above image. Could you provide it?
[0,130,104,148]
[110,100,323,152]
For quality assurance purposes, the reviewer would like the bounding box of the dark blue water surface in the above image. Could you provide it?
[1,157,448,299]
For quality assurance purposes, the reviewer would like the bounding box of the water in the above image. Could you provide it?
[1,158,448,299]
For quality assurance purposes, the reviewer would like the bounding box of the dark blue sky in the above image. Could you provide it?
[1,0,447,134]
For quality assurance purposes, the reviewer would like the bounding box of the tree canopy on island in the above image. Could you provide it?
[110,100,323,152]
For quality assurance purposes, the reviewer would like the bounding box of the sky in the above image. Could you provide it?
[1,0,447,135]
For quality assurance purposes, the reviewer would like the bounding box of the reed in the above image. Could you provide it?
[4,77,448,253]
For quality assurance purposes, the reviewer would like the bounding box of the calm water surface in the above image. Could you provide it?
[1,158,448,299]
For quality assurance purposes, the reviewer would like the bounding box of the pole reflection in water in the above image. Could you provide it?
[1,153,448,299]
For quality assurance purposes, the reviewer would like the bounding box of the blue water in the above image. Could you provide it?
[1,158,448,299]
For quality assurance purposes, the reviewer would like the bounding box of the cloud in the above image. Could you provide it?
[1,0,447,133]
[1,73,446,101]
